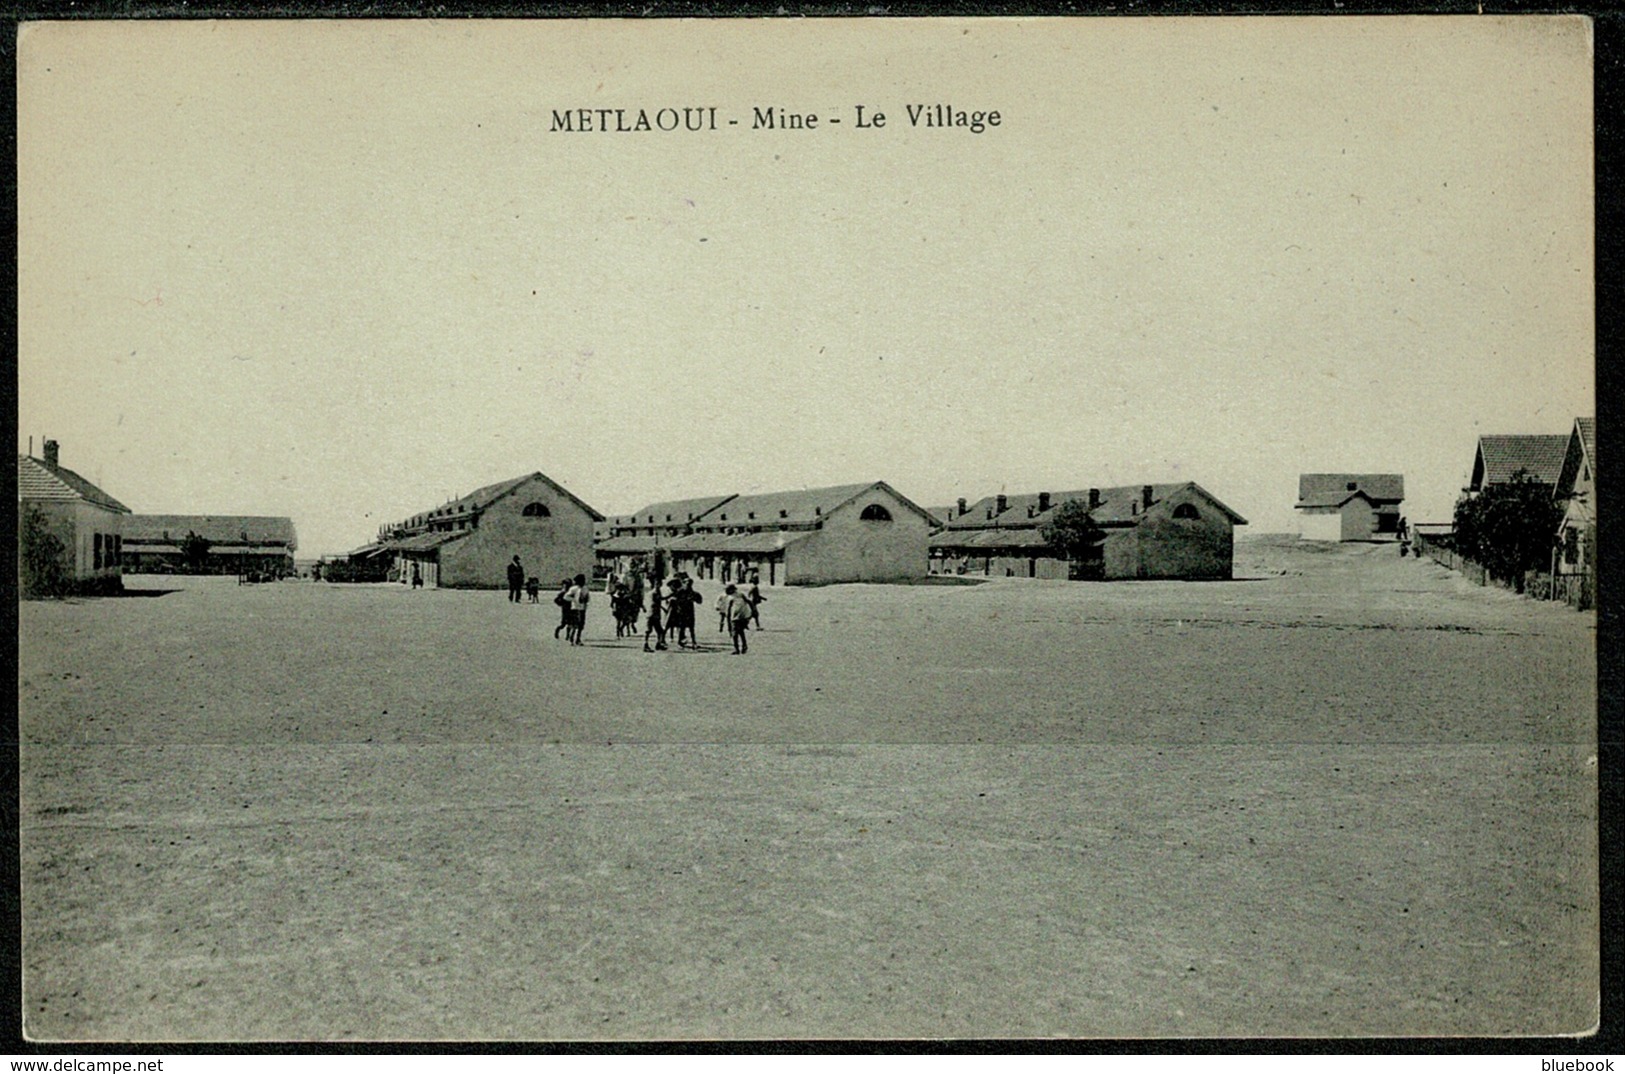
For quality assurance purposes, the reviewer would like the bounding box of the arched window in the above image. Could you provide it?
[860,504,893,522]
[1172,503,1200,520]
[522,502,551,518]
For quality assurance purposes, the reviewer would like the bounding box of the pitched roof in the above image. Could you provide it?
[598,531,822,557]
[1554,417,1597,499]
[124,542,291,556]
[666,530,815,555]
[124,514,297,546]
[931,527,1055,550]
[17,455,131,513]
[701,482,875,526]
[595,535,660,555]
[1296,473,1405,508]
[1470,435,1569,489]
[400,472,605,528]
[383,530,472,554]
[702,481,939,528]
[610,494,738,528]
[945,483,1248,530]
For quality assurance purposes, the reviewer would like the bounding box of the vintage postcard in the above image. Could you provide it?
[16,16,1595,1041]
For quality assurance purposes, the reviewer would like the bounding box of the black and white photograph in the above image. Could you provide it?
[14,16,1597,1041]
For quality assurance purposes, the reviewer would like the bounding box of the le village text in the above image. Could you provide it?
[549,104,1002,134]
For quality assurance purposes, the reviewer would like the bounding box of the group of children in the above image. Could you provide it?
[597,569,765,655]
[536,564,766,655]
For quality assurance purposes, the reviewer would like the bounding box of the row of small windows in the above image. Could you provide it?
[625,504,895,526]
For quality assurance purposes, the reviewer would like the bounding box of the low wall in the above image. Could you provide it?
[1414,533,1591,610]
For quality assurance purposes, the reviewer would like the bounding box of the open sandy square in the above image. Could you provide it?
[17,537,1596,1040]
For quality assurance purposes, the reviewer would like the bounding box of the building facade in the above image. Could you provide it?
[1294,474,1405,541]
[597,482,938,585]
[368,472,602,589]
[17,441,131,595]
[1552,417,1596,609]
[931,482,1248,581]
[121,515,298,577]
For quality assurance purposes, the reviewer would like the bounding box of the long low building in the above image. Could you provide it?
[931,482,1248,581]
[597,481,940,585]
[121,514,298,576]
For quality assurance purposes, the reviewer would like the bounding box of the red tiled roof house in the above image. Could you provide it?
[17,440,131,595]
[1468,434,1571,492]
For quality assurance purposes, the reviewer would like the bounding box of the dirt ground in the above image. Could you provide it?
[18,536,1597,1040]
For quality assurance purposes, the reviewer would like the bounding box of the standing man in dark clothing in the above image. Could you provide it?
[507,555,525,603]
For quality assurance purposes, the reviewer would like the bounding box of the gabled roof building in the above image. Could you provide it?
[1294,473,1405,542]
[1552,417,1596,608]
[366,472,602,589]
[598,481,939,585]
[121,515,298,576]
[17,440,131,595]
[932,482,1248,580]
[1468,435,1570,491]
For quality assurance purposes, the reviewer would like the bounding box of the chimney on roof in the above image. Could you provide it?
[995,494,1008,514]
[1142,485,1154,511]
[1038,491,1051,513]
[956,497,967,518]
[1088,488,1101,509]
[43,440,59,469]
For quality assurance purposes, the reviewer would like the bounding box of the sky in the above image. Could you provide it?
[18,17,1593,557]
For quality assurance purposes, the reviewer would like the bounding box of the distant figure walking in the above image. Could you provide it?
[507,555,525,603]
[553,578,573,639]
[612,581,638,637]
[566,573,590,645]
[411,563,423,589]
[747,572,764,630]
[726,584,754,654]
[643,577,669,652]
[667,574,702,649]
[525,576,541,603]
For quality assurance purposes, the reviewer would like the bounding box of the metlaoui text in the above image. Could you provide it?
[550,104,1002,134]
